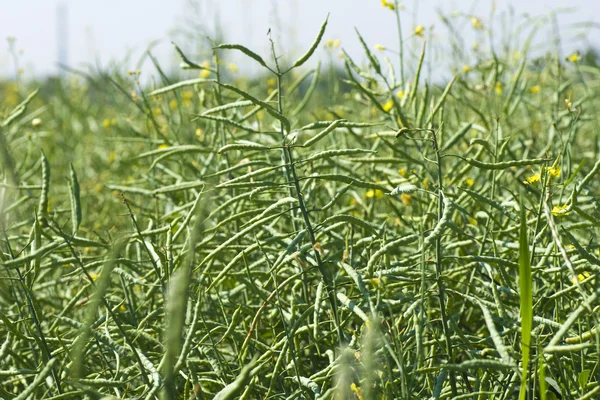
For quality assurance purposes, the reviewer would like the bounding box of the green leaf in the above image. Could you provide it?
[578,369,591,389]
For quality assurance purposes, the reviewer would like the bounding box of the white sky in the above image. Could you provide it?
[0,0,598,80]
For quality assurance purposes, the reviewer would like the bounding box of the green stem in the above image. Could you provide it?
[394,0,405,86]
[269,37,343,345]
[431,129,457,396]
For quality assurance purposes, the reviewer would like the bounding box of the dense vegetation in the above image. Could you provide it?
[2,6,600,399]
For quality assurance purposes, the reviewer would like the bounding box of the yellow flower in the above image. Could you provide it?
[89,273,100,281]
[414,25,425,37]
[158,143,169,150]
[325,39,340,48]
[471,17,483,30]
[465,177,474,186]
[119,305,127,312]
[267,77,277,87]
[462,65,471,73]
[572,272,590,285]
[382,99,394,112]
[396,90,405,99]
[152,107,161,116]
[565,96,573,111]
[529,85,541,94]
[398,168,407,177]
[567,52,580,63]
[524,173,540,185]
[546,166,560,178]
[102,119,111,128]
[366,189,384,199]
[169,99,178,110]
[422,177,429,189]
[401,193,412,205]
[552,204,569,217]
[381,0,394,10]
[370,278,380,286]
[181,92,193,108]
[227,62,238,73]
[350,383,364,400]
[495,82,503,95]
[199,61,211,78]
[374,44,386,51]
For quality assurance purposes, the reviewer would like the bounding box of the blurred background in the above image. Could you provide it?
[1,0,599,80]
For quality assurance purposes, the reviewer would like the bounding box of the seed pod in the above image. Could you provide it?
[68,164,82,235]
[423,193,453,248]
[38,152,50,226]
[465,157,547,170]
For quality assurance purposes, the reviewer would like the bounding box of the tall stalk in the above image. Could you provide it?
[268,37,344,345]
[431,128,457,396]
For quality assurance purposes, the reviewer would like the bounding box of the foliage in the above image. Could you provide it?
[1,6,600,400]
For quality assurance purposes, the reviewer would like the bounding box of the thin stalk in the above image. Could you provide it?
[394,0,405,86]
[46,222,153,389]
[269,37,343,344]
[285,146,343,344]
[431,129,457,396]
[10,255,62,394]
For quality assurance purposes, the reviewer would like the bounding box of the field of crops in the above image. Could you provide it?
[2,4,600,399]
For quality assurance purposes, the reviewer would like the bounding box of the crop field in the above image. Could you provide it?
[2,3,600,399]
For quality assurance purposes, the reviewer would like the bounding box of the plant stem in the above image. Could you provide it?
[431,128,457,396]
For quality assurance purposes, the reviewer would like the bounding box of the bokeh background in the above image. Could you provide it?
[1,0,598,80]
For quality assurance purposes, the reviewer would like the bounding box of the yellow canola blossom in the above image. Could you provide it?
[366,189,384,199]
[552,204,569,217]
[382,99,394,112]
[381,0,394,10]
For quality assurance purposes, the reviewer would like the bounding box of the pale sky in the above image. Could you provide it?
[0,0,598,80]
